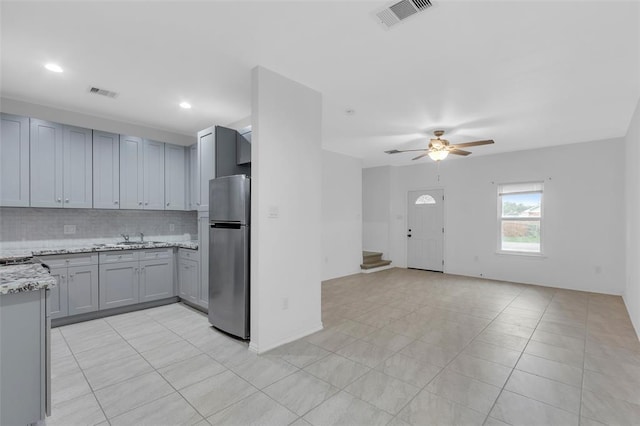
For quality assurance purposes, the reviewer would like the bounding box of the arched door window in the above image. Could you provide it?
[415,194,436,205]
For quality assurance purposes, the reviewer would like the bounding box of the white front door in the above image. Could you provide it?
[407,189,444,271]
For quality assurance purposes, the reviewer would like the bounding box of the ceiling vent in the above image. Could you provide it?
[375,0,432,29]
[88,86,118,99]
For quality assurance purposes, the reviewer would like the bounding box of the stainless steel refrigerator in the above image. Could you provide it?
[208,175,250,339]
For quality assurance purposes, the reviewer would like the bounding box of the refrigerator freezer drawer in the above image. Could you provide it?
[208,225,249,339]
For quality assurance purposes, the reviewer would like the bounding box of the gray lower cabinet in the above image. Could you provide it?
[139,250,174,302]
[99,261,139,309]
[99,249,174,309]
[40,254,99,319]
[197,215,209,308]
[178,249,199,304]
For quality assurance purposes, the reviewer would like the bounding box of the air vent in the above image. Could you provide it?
[375,0,432,29]
[88,86,118,99]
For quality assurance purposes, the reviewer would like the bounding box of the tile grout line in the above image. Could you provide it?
[57,323,111,424]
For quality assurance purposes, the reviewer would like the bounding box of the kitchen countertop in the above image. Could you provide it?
[0,263,57,295]
[0,239,199,262]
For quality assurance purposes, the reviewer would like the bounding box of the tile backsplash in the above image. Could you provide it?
[0,207,197,242]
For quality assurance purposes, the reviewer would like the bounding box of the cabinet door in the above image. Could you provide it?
[119,135,144,209]
[189,143,198,210]
[48,267,68,319]
[30,119,63,207]
[139,258,174,302]
[93,131,120,209]
[178,258,198,302]
[165,144,186,210]
[197,127,215,212]
[63,125,93,208]
[198,215,209,308]
[0,113,30,207]
[99,262,139,309]
[143,139,165,210]
[67,265,98,315]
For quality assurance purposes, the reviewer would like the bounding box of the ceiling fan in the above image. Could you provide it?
[385,130,495,161]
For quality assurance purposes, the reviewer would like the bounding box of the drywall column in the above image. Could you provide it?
[250,67,323,353]
[624,98,640,338]
[322,150,363,281]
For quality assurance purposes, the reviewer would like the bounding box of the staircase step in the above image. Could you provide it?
[362,251,383,264]
[360,259,392,270]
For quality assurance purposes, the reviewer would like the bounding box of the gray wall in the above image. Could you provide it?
[0,208,197,242]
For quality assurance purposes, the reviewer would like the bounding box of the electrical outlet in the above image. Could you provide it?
[282,297,288,310]
[63,225,76,235]
[169,223,175,232]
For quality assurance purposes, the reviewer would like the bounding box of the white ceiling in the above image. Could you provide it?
[1,1,639,167]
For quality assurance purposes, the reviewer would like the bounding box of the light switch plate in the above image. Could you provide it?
[63,225,76,235]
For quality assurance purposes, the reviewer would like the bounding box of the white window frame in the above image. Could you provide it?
[497,181,544,256]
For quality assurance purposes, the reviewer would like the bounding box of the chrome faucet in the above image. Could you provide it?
[140,232,144,243]
[121,233,129,242]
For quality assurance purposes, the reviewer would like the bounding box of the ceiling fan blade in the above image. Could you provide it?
[449,149,471,156]
[452,139,494,148]
[412,153,430,161]
[385,149,428,154]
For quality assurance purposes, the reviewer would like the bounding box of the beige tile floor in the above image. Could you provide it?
[48,268,640,425]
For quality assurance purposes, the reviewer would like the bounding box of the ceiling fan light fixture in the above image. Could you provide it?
[428,150,449,161]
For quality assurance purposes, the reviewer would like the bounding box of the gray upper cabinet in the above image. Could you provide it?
[30,119,63,207]
[0,113,30,207]
[215,126,250,178]
[120,136,166,210]
[143,139,165,210]
[165,144,187,210]
[30,119,92,208]
[120,135,144,209]
[197,127,215,212]
[62,125,93,208]
[93,131,120,209]
[189,143,198,210]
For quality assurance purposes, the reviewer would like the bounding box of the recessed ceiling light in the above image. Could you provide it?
[179,102,192,109]
[44,63,63,73]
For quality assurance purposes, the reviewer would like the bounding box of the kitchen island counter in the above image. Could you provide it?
[0,263,57,295]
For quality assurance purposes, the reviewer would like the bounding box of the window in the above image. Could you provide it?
[498,182,543,254]
[415,194,436,205]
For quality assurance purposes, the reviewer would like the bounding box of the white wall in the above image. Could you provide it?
[0,97,195,146]
[363,139,626,295]
[362,166,391,257]
[624,98,640,337]
[250,67,323,353]
[322,150,362,280]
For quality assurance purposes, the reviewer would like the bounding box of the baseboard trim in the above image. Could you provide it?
[361,264,395,274]
[249,322,324,354]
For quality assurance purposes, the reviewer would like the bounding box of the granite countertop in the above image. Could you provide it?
[0,263,57,295]
[0,239,199,262]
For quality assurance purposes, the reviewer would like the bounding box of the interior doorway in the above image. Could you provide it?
[407,189,444,271]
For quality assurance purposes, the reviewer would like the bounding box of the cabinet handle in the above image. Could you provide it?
[57,198,62,203]
[196,202,200,206]
[145,202,149,206]
[114,200,119,205]
[65,199,69,203]
[61,275,65,279]
[138,201,143,206]
[69,274,74,280]
[166,202,170,206]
